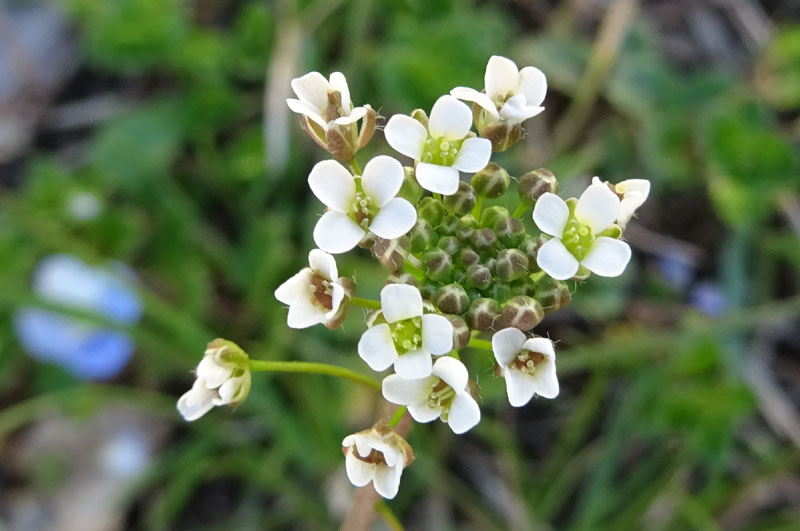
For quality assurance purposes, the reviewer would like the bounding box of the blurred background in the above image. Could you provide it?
[1,0,799,529]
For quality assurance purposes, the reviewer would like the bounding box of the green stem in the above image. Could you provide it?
[402,261,425,280]
[433,193,442,202]
[512,202,528,218]
[349,158,363,175]
[374,500,404,531]
[388,405,407,428]
[467,337,493,351]
[472,195,484,219]
[350,296,381,310]
[248,360,381,390]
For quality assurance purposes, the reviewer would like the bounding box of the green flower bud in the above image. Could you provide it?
[471,162,510,198]
[496,296,544,331]
[496,249,529,282]
[418,197,445,226]
[444,181,477,216]
[495,217,525,248]
[479,206,510,230]
[470,227,497,251]
[409,219,436,253]
[398,166,424,204]
[535,277,571,313]
[518,235,543,264]
[422,248,453,283]
[467,297,502,331]
[460,248,480,267]
[456,215,477,241]
[489,282,511,302]
[466,263,492,290]
[510,277,536,297]
[372,236,410,272]
[433,283,470,314]
[518,168,558,204]
[386,273,418,287]
[419,283,437,300]
[436,214,460,237]
[445,314,471,350]
[437,236,460,256]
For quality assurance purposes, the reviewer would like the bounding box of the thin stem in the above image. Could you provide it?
[512,203,528,219]
[350,296,381,310]
[433,193,442,202]
[349,158,363,175]
[248,360,381,390]
[472,195,484,219]
[388,406,407,428]
[467,337,493,351]
[374,500,404,531]
[402,261,425,280]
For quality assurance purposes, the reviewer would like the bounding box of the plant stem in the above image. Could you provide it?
[467,337,493,351]
[374,501,404,531]
[248,360,381,390]
[388,406,407,428]
[433,193,442,202]
[512,203,528,218]
[472,195,484,219]
[349,158,363,175]
[402,261,425,280]
[350,296,381,310]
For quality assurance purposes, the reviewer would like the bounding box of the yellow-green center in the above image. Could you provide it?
[348,179,379,229]
[561,215,595,261]
[421,136,463,166]
[427,378,456,420]
[389,316,423,354]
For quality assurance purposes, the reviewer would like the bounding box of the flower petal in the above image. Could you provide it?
[616,179,650,225]
[531,360,559,399]
[291,71,330,110]
[380,284,422,323]
[313,211,366,254]
[344,451,374,487]
[407,403,442,423]
[581,237,631,277]
[485,55,519,99]
[415,163,460,195]
[286,98,327,129]
[432,356,468,392]
[358,323,398,372]
[286,291,326,328]
[326,282,345,319]
[491,327,526,366]
[382,374,433,405]
[372,464,402,499]
[394,349,433,379]
[369,199,417,240]
[499,94,543,122]
[532,193,569,238]
[452,137,491,173]
[274,268,312,305]
[575,180,621,233]
[450,86,499,117]
[177,381,215,421]
[447,394,481,434]
[308,160,355,213]
[328,71,352,111]
[521,337,555,360]
[504,370,537,407]
[196,356,232,388]
[384,115,427,160]
[428,95,473,139]
[421,314,453,355]
[308,249,338,281]
[536,238,580,280]
[334,106,367,125]
[517,66,547,107]
[361,155,405,207]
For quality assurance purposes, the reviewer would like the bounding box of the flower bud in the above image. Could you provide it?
[495,217,525,248]
[495,249,529,282]
[479,206,510,230]
[445,314,471,350]
[444,181,477,216]
[518,168,558,204]
[535,277,571,313]
[398,166,424,204]
[386,273,418,287]
[437,236,460,256]
[496,296,544,331]
[436,214,461,237]
[422,248,453,283]
[326,123,357,163]
[417,197,445,226]
[460,248,480,267]
[470,227,497,251]
[466,263,492,290]
[479,121,523,152]
[456,215,477,241]
[471,162,510,198]
[419,284,437,300]
[518,235,543,264]
[489,282,511,302]
[409,219,436,253]
[433,283,470,314]
[510,277,536,297]
[467,297,502,331]
[372,236,410,272]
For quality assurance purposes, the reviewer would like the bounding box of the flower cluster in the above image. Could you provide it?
[177,55,650,501]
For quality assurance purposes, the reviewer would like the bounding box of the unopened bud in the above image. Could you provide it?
[496,296,544,331]
[386,273,418,287]
[460,248,480,267]
[422,248,453,283]
[535,277,571,313]
[444,181,477,216]
[445,314,470,350]
[518,168,558,204]
[409,219,436,253]
[398,166,424,204]
[456,215,477,241]
[418,197,445,226]
[510,278,536,297]
[489,282,511,302]
[470,227,497,250]
[433,284,469,314]
[372,236,410,272]
[467,297,502,331]
[419,284,437,300]
[479,206,510,230]
[471,162,510,198]
[437,236,460,256]
[466,264,492,290]
[496,249,529,282]
[479,121,523,152]
[495,217,525,248]
[436,214,460,237]
[518,235,544,264]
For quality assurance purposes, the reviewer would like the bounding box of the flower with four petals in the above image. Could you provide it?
[342,423,415,499]
[492,327,558,407]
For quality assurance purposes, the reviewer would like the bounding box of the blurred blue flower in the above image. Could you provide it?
[689,282,727,317]
[14,254,143,380]
[657,252,695,292]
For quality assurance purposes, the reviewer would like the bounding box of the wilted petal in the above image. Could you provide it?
[358,323,397,372]
[431,356,468,393]
[485,55,519,99]
[394,349,433,379]
[504,370,537,407]
[328,71,352,110]
[575,180,621,233]
[308,160,356,213]
[384,115,427,160]
[372,464,403,499]
[491,327,526,366]
[428,95,473,139]
[450,86,499,117]
[361,155,404,207]
[416,163,460,195]
[517,66,547,107]
[421,314,453,355]
[369,199,417,240]
[313,211,366,254]
[537,238,580,280]
[532,193,569,238]
[381,284,422,323]
[452,137,491,173]
[581,237,631,277]
[447,393,481,434]
[291,72,330,110]
[382,374,433,405]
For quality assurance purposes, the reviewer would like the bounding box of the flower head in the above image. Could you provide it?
[609,178,650,227]
[533,180,632,280]
[275,249,350,329]
[382,356,480,434]
[177,339,252,421]
[358,284,453,378]
[384,95,491,195]
[342,422,415,499]
[492,327,558,407]
[309,156,417,254]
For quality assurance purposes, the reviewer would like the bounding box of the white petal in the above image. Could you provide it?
[325,282,345,320]
[382,374,433,405]
[394,349,433,379]
[384,115,427,160]
[581,237,631,277]
[532,193,569,238]
[415,163,460,195]
[421,314,453,355]
[313,211,366,254]
[274,268,312,305]
[452,137,491,173]
[369,199,417,240]
[531,360,559,399]
[308,249,338,281]
[521,337,555,360]
[334,106,367,125]
[177,382,215,421]
[308,160,355,213]
[372,465,403,499]
[575,181,621,233]
[432,356,468,393]
[291,72,330,110]
[517,66,547,107]
[408,404,442,423]
[345,452,374,487]
[450,86,499,117]
[361,155,404,207]
[286,98,327,129]
[428,95,473,139]
[380,284,422,323]
[485,55,520,99]
[447,394,481,434]
[491,327,526,366]
[196,357,232,388]
[286,291,326,328]
[536,238,580,280]
[617,192,645,226]
[328,71,352,111]
[504,370,537,407]
[358,324,398,372]
[214,377,241,405]
[499,94,543,122]
[617,179,650,200]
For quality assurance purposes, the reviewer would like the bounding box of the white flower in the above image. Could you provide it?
[309,155,417,254]
[382,356,480,434]
[358,284,453,379]
[492,328,558,407]
[274,249,347,329]
[384,95,491,195]
[613,178,650,227]
[342,423,414,499]
[177,339,251,421]
[533,180,632,280]
[286,71,368,130]
[451,55,547,125]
